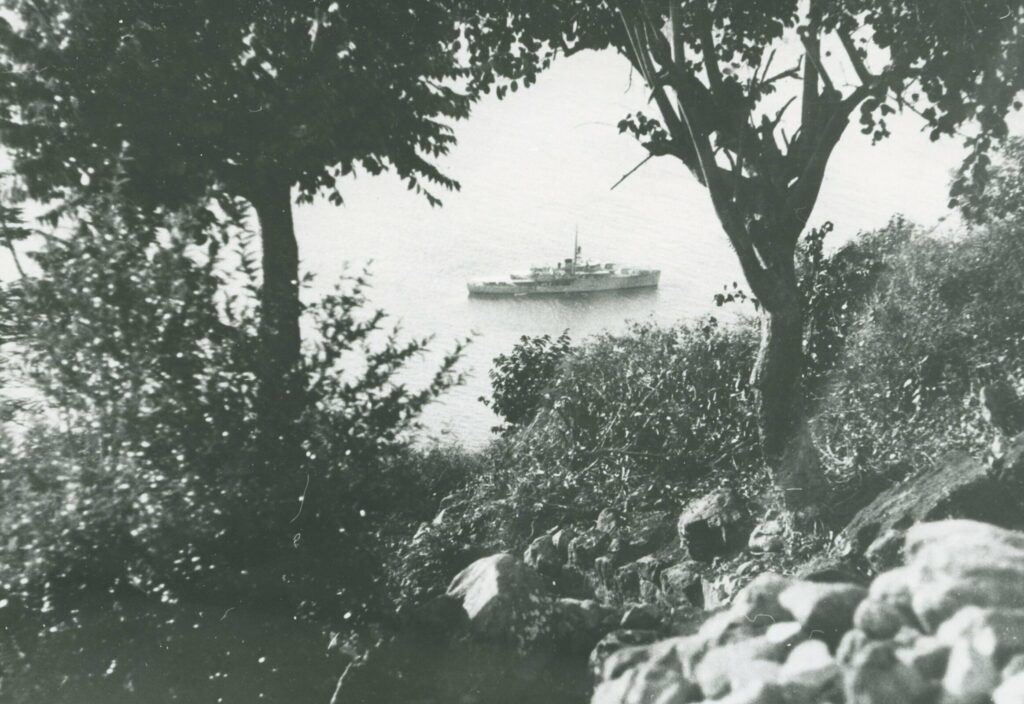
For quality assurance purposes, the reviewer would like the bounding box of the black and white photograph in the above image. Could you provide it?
[0,1,1023,702]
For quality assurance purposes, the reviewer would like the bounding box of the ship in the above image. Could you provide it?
[467,234,660,297]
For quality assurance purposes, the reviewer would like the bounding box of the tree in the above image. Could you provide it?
[0,0,483,454]
[466,0,1024,503]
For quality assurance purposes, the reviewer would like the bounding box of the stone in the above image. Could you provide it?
[778,580,868,645]
[599,635,708,685]
[943,632,1001,704]
[524,534,561,577]
[903,521,1024,630]
[729,573,794,628]
[778,639,841,703]
[748,517,787,554]
[446,553,549,645]
[569,530,610,571]
[712,681,787,704]
[676,488,749,563]
[591,644,702,704]
[552,526,576,560]
[620,604,662,631]
[694,635,790,699]
[994,672,1024,704]
[765,621,805,648]
[660,562,704,607]
[837,447,1024,572]
[844,642,930,704]
[549,598,620,653]
[980,381,1024,437]
[597,508,624,534]
[854,598,910,640]
[836,629,870,666]
[589,629,662,682]
[897,636,950,680]
[935,606,1024,661]
[1004,653,1024,680]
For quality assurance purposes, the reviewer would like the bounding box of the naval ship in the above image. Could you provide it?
[467,236,660,297]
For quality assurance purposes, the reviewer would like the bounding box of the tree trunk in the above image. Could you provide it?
[749,259,824,510]
[249,175,303,465]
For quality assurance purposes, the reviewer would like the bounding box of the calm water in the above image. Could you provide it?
[290,52,961,448]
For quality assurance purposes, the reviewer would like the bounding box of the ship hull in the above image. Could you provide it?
[468,270,660,297]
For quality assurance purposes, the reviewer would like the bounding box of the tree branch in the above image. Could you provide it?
[838,28,874,86]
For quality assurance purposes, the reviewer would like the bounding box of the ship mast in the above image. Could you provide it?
[572,226,579,276]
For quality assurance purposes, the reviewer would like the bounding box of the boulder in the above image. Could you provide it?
[994,672,1024,704]
[598,635,708,685]
[597,508,624,534]
[854,598,912,640]
[694,635,790,699]
[446,553,549,645]
[777,580,867,646]
[943,632,1001,704]
[837,439,1024,571]
[902,520,1024,630]
[659,562,704,607]
[588,629,663,682]
[896,636,950,680]
[676,488,749,563]
[552,526,577,561]
[620,604,662,631]
[591,644,702,704]
[778,639,842,703]
[524,534,562,577]
[843,642,931,704]
[748,517,787,554]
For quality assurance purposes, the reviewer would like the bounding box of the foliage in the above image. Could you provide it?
[798,218,913,389]
[485,331,571,432]
[813,218,1024,514]
[0,200,468,699]
[958,136,1024,224]
[479,319,762,529]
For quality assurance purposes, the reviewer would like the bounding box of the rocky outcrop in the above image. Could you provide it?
[590,519,1024,704]
[677,488,750,563]
[836,436,1024,571]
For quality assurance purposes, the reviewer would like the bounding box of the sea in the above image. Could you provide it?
[291,50,961,449]
[287,51,965,449]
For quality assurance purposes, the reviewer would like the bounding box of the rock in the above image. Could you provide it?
[599,635,708,685]
[902,520,1024,630]
[854,598,910,640]
[552,526,576,560]
[591,643,702,704]
[524,534,561,577]
[712,681,787,704]
[897,636,950,680]
[728,659,783,693]
[694,635,790,699]
[701,576,730,612]
[935,606,1024,660]
[980,381,1024,437]
[660,562,704,607]
[837,629,870,666]
[620,604,662,631]
[844,642,930,704]
[778,580,868,645]
[446,553,549,645]
[748,517,787,554]
[569,530,611,571]
[837,446,1024,572]
[549,598,620,653]
[676,488,749,563]
[588,629,662,682]
[778,639,841,703]
[994,672,1024,704]
[943,632,1001,704]
[1004,653,1024,680]
[765,622,805,649]
[597,508,624,534]
[729,573,794,628]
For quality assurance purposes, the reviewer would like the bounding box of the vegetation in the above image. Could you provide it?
[466,0,1024,499]
[0,0,501,446]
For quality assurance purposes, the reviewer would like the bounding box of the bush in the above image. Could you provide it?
[0,197,470,700]
[813,217,1024,513]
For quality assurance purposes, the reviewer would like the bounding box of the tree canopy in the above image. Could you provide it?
[464,0,1024,499]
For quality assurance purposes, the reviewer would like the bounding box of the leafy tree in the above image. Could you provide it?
[959,136,1024,224]
[0,0,486,450]
[486,331,572,432]
[466,0,1024,502]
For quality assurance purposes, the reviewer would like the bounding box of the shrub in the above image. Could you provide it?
[813,218,1024,514]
